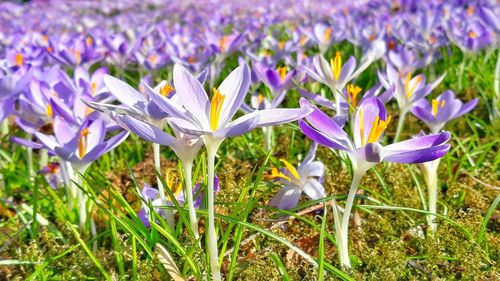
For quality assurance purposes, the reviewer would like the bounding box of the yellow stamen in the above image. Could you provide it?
[277,66,287,81]
[188,56,196,64]
[440,100,446,108]
[15,53,24,67]
[330,52,342,81]
[278,41,286,50]
[219,36,229,52]
[160,83,174,97]
[299,35,307,47]
[279,159,300,180]
[404,74,422,98]
[86,36,93,46]
[366,115,392,144]
[210,88,226,130]
[75,50,81,64]
[46,104,53,118]
[269,167,291,182]
[148,54,159,66]
[466,6,474,16]
[322,27,332,43]
[42,35,49,44]
[346,84,362,107]
[432,99,439,116]
[78,128,90,158]
[91,82,97,96]
[368,34,376,42]
[258,94,264,105]
[47,163,59,174]
[85,106,94,116]
[468,31,477,39]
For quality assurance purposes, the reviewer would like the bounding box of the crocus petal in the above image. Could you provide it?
[301,98,352,148]
[302,179,325,200]
[173,64,210,126]
[298,120,351,152]
[337,56,356,87]
[254,107,312,128]
[264,69,282,90]
[383,131,451,163]
[217,64,251,125]
[455,98,479,118]
[103,75,147,108]
[114,114,179,148]
[216,111,259,138]
[269,187,301,210]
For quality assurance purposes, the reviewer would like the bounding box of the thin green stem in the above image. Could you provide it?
[394,110,407,142]
[183,161,199,239]
[153,143,174,228]
[205,138,222,281]
[339,170,365,268]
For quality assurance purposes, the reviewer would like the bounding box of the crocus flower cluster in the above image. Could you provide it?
[0,0,488,279]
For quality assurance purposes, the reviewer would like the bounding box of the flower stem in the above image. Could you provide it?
[27,146,34,182]
[263,126,273,151]
[205,139,222,281]
[153,143,174,228]
[394,110,407,143]
[1,119,9,136]
[493,48,500,118]
[425,159,441,234]
[183,161,199,240]
[339,170,365,268]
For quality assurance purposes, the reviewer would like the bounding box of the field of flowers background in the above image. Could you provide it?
[0,0,499,280]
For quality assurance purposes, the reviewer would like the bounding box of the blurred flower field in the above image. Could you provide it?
[0,0,499,280]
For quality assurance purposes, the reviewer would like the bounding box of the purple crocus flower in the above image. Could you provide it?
[40,162,63,189]
[138,176,220,228]
[269,143,325,210]
[411,90,479,134]
[298,96,450,268]
[34,117,129,170]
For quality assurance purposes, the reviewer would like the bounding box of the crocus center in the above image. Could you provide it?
[148,54,159,66]
[167,176,183,201]
[47,162,60,174]
[330,52,342,81]
[322,27,332,44]
[46,104,53,118]
[86,36,93,46]
[278,41,286,50]
[468,31,477,39]
[277,66,287,81]
[78,128,90,158]
[466,6,475,16]
[219,36,230,52]
[258,93,265,105]
[210,88,226,130]
[85,106,94,116]
[188,56,196,64]
[270,168,291,182]
[91,82,97,96]
[359,109,392,146]
[431,99,446,116]
[15,53,24,67]
[75,50,82,65]
[299,35,307,47]
[346,84,362,107]
[160,83,174,97]
[280,159,300,180]
[404,74,422,98]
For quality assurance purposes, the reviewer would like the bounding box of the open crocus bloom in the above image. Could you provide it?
[34,117,129,168]
[269,143,326,210]
[147,63,312,141]
[411,90,479,134]
[299,97,451,173]
[378,63,446,114]
[138,176,220,228]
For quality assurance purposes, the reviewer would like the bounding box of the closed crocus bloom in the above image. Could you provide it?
[269,143,326,210]
[411,90,479,134]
